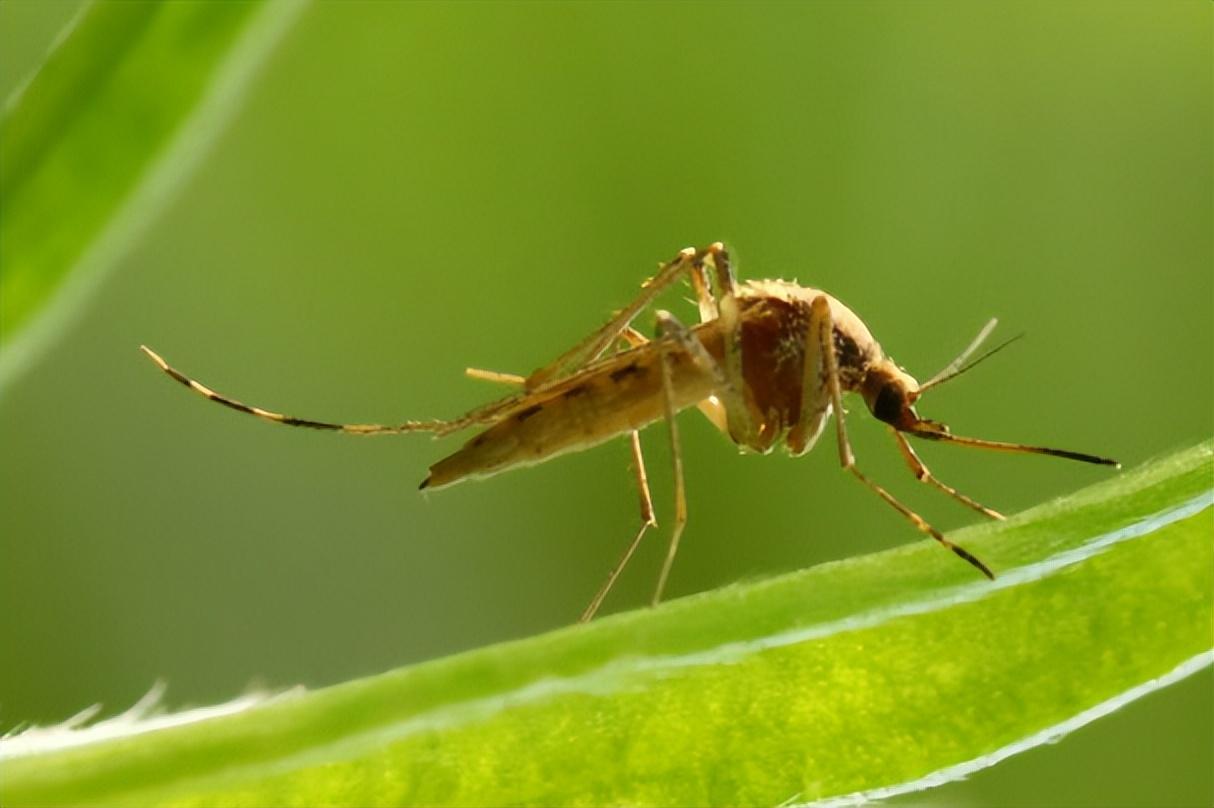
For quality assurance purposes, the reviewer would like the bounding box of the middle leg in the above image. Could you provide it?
[650,311,691,607]
[463,340,672,620]
[646,308,740,605]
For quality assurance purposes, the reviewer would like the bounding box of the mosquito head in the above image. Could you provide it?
[859,359,978,444]
[863,358,1117,467]
[861,361,923,431]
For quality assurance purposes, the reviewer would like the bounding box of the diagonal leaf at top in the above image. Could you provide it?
[0,0,305,391]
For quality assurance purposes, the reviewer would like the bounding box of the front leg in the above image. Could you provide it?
[810,296,995,580]
[695,244,767,450]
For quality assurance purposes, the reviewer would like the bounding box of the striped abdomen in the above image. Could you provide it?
[420,329,724,490]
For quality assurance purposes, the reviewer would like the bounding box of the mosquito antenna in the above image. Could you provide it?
[918,321,1024,395]
[919,318,997,390]
[909,428,1119,467]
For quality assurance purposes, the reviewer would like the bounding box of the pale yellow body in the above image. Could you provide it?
[423,281,882,489]
[141,242,1115,618]
[423,326,720,489]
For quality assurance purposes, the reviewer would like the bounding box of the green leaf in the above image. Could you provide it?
[0,0,305,392]
[3,442,1211,807]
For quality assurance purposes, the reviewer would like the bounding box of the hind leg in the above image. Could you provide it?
[579,430,658,622]
[525,243,732,389]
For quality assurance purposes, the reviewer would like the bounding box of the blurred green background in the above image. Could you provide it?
[1,1,1210,805]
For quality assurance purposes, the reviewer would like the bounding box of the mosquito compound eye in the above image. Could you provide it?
[872,382,905,425]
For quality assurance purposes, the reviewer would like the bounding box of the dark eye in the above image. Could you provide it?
[872,383,904,424]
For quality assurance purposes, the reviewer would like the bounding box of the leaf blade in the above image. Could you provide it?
[2,442,1210,807]
[0,0,305,392]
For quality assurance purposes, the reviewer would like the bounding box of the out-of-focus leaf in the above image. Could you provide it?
[0,0,304,391]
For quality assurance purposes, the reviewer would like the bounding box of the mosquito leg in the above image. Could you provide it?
[142,344,551,438]
[697,244,765,449]
[619,325,728,435]
[450,248,735,433]
[650,310,700,607]
[890,428,1005,520]
[689,261,718,323]
[459,348,666,618]
[140,345,454,435]
[787,304,829,456]
[459,341,693,618]
[846,462,994,579]
[465,367,527,386]
[147,245,730,438]
[808,298,995,580]
[579,430,658,622]
[461,329,655,426]
[473,330,653,386]
[525,244,723,390]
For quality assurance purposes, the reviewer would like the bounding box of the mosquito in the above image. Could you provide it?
[141,243,1117,621]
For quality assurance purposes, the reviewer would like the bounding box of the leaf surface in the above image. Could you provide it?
[2,442,1210,807]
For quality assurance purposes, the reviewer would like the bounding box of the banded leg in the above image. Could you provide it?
[809,297,995,580]
[140,346,456,435]
[143,344,607,440]
[144,321,656,441]
[146,245,738,439]
[890,428,1005,520]
[579,430,658,622]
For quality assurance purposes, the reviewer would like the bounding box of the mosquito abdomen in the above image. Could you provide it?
[421,344,720,490]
